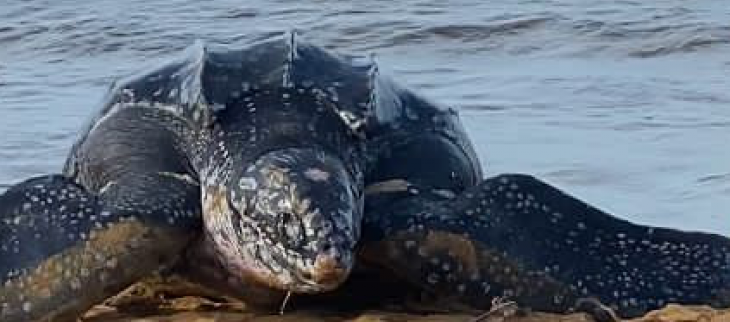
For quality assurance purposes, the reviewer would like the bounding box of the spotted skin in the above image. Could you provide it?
[193,84,368,293]
[361,104,730,319]
[0,107,202,321]
[2,33,730,322]
[0,173,200,321]
[1,33,370,320]
[202,148,362,293]
[361,174,730,318]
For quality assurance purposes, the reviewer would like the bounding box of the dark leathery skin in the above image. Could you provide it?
[0,174,200,321]
[361,174,730,319]
[3,33,729,322]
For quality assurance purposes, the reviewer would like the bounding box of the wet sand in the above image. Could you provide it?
[80,276,730,322]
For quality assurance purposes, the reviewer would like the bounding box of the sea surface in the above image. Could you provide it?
[0,0,728,235]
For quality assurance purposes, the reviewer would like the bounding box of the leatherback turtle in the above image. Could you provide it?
[1,33,729,321]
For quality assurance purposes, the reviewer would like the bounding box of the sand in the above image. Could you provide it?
[78,276,730,322]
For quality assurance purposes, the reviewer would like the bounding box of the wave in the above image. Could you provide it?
[1,1,728,60]
[386,16,556,44]
[571,19,730,57]
[698,173,730,183]
[628,34,730,57]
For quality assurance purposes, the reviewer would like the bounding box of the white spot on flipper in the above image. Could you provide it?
[106,258,118,269]
[158,172,197,185]
[304,168,330,182]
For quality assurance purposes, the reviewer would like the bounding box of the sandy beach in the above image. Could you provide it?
[80,276,730,322]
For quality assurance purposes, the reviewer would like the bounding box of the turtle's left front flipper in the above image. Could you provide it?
[360,175,589,317]
[0,174,201,321]
[360,174,730,320]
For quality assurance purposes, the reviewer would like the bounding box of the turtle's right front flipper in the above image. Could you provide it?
[0,173,201,321]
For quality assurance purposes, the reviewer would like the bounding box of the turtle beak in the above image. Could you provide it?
[291,243,354,293]
[310,252,350,287]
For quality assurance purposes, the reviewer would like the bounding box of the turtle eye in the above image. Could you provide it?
[227,189,254,219]
[280,211,304,249]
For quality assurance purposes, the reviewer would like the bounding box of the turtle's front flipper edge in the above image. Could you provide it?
[360,173,730,321]
[0,173,201,321]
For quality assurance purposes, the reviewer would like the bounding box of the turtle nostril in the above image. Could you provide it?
[321,242,333,253]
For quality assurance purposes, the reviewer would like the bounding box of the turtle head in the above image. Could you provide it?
[217,147,362,293]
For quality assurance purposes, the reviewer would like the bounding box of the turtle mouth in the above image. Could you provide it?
[256,236,354,293]
[228,249,352,294]
[288,252,352,293]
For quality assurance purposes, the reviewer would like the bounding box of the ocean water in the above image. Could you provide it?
[0,0,728,235]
